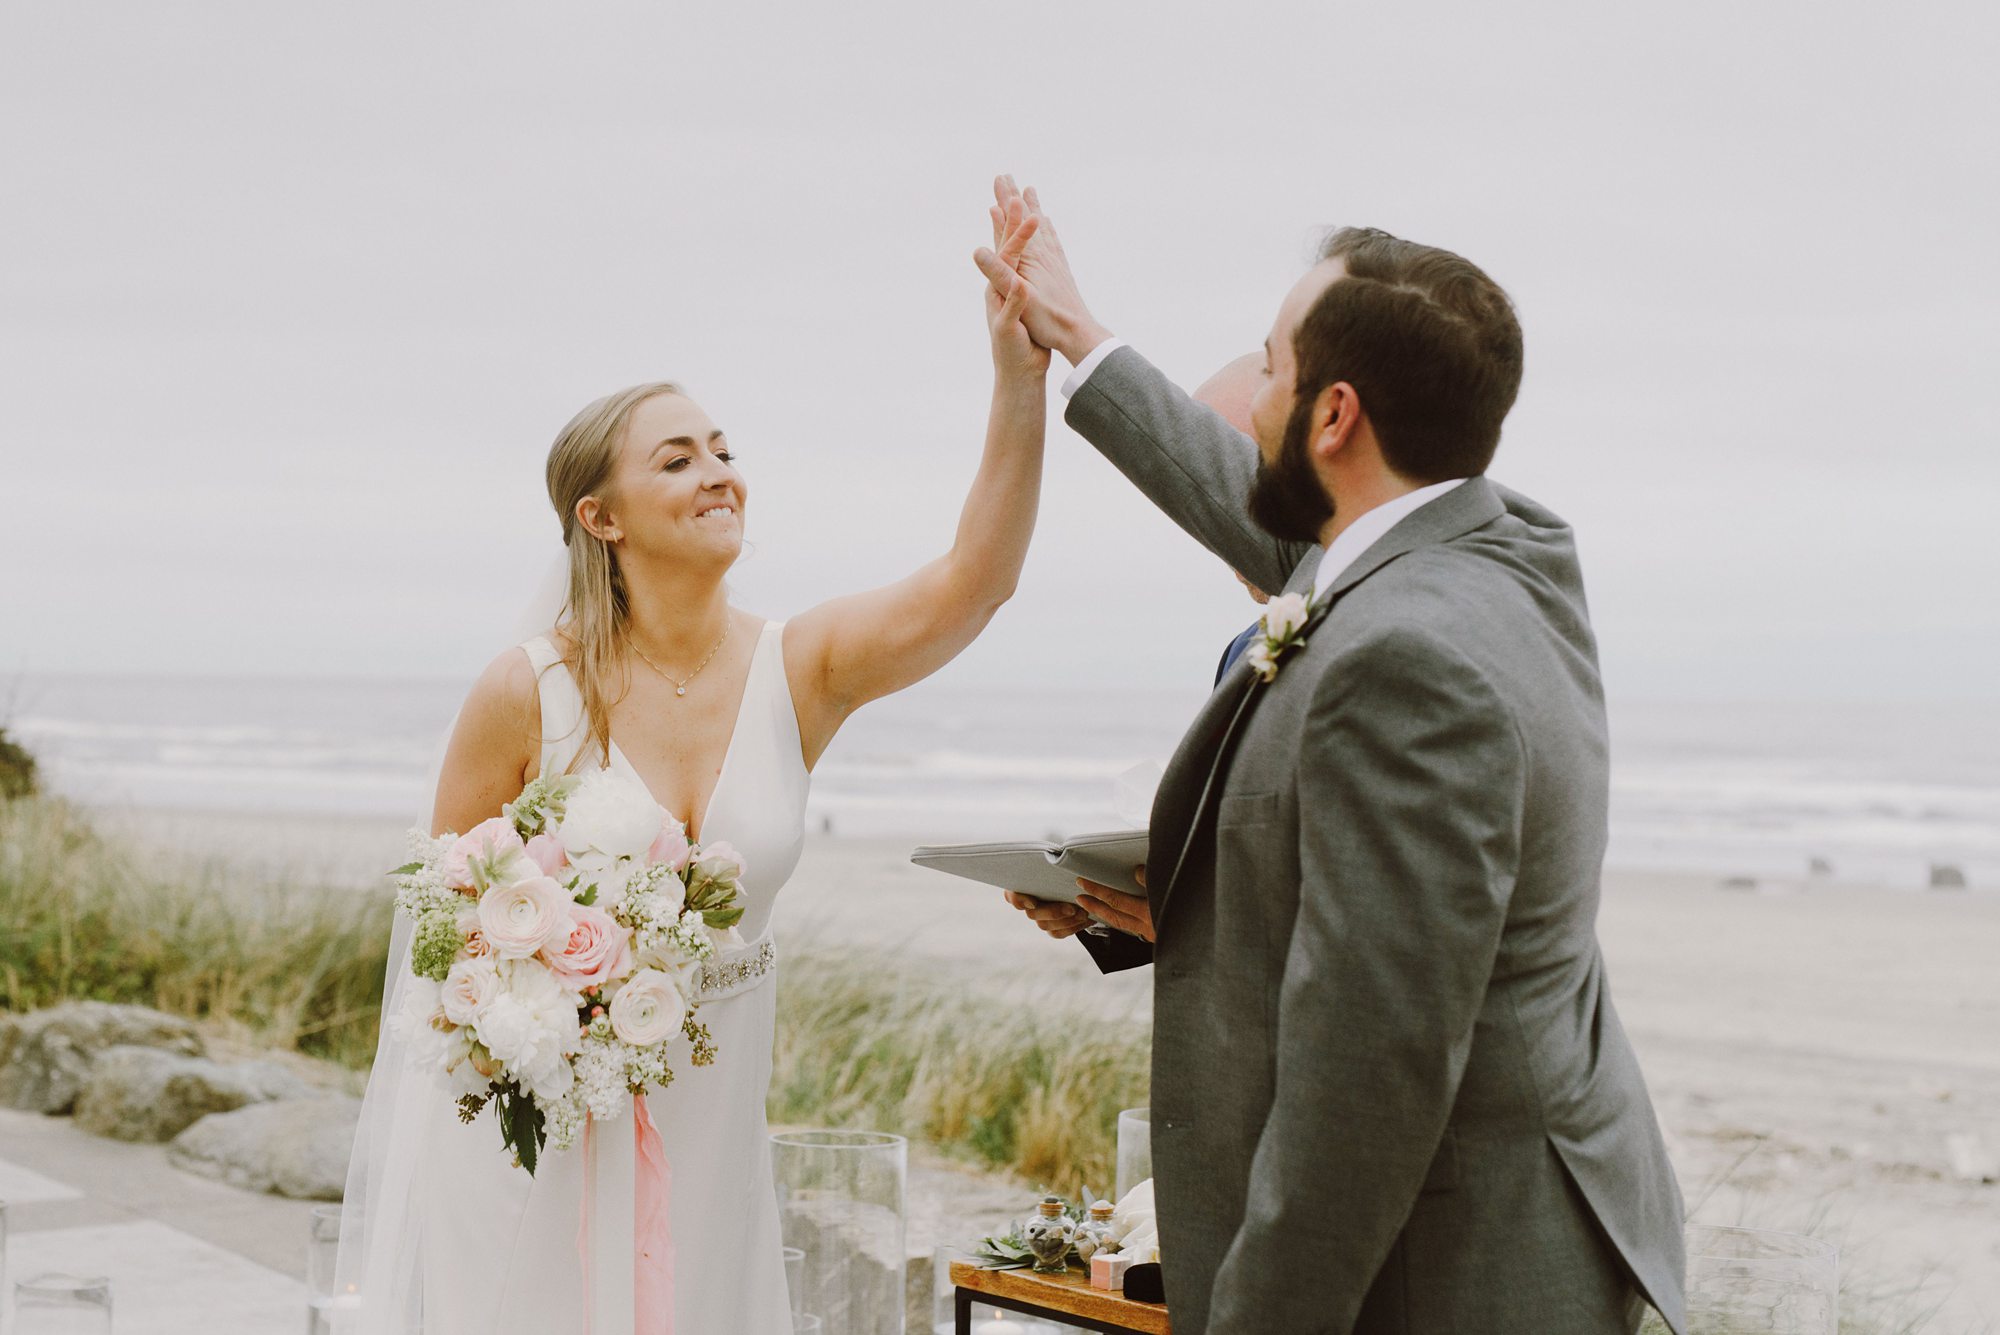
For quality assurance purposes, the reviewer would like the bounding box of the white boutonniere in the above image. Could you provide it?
[1245,592,1311,683]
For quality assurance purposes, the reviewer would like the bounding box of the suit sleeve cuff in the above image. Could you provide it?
[1060,338,1127,399]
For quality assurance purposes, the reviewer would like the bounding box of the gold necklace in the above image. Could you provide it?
[629,621,729,697]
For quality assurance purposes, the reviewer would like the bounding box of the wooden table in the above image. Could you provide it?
[949,1260,1172,1334]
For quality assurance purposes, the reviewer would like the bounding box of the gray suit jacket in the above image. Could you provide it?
[1068,347,1687,1335]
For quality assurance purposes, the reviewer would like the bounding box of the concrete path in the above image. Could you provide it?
[1,1109,313,1332]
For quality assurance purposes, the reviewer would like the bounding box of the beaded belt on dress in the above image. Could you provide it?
[695,929,777,1002]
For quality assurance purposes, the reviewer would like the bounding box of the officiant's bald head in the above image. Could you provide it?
[1192,352,1263,436]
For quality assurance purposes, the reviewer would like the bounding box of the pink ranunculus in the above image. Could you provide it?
[608,968,686,1047]
[456,908,496,960]
[544,902,635,991]
[442,817,528,890]
[647,819,693,872]
[476,875,575,960]
[524,833,569,877]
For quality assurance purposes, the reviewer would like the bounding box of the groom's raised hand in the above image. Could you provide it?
[972,175,1114,367]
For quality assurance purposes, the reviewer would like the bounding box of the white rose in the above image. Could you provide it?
[1243,639,1278,682]
[1262,592,1309,640]
[558,769,670,860]
[477,875,574,960]
[608,968,686,1047]
[440,956,501,1026]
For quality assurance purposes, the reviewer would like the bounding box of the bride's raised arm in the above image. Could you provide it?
[784,212,1048,766]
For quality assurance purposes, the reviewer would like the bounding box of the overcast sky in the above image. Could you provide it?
[4,1,1995,700]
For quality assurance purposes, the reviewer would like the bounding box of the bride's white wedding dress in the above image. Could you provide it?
[417,618,808,1334]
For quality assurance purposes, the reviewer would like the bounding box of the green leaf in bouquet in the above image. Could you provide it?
[575,882,598,907]
[496,1086,547,1176]
[389,861,425,876]
[701,905,745,930]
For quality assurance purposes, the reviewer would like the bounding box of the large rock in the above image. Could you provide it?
[169,1097,360,1200]
[0,1002,205,1113]
[74,1045,311,1142]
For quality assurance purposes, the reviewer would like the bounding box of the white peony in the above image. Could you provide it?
[517,1048,576,1101]
[440,956,501,1026]
[471,994,535,1065]
[1262,591,1309,640]
[558,769,671,861]
[608,968,686,1047]
[475,962,580,1074]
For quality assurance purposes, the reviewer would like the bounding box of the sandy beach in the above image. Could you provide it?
[73,806,2000,1328]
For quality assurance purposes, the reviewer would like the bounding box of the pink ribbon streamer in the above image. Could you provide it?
[577,1105,676,1335]
[633,1098,676,1335]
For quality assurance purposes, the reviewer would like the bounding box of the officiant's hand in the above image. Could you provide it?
[972,176,1114,367]
[1076,867,1155,943]
[1003,890,1093,940]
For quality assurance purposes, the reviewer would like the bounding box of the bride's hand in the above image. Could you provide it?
[984,198,1049,381]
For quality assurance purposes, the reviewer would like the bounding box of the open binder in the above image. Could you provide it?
[910,829,1149,905]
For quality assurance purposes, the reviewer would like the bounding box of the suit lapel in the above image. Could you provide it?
[1149,479,1507,928]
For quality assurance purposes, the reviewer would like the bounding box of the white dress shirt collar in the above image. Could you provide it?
[1311,478,1468,602]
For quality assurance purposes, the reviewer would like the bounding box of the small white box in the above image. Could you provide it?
[1089,1251,1133,1291]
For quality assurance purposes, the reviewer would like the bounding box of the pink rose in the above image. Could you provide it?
[544,902,635,991]
[443,817,527,890]
[524,833,569,877]
[476,875,574,960]
[439,957,501,1026]
[647,820,693,871]
[456,908,496,960]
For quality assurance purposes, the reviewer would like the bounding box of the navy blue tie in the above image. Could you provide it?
[1215,622,1261,686]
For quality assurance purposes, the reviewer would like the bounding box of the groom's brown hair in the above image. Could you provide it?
[1303,227,1524,481]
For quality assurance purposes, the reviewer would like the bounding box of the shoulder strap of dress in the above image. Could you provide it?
[519,635,591,776]
[753,620,807,774]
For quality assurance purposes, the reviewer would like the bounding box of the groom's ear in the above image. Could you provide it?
[1311,381,1364,462]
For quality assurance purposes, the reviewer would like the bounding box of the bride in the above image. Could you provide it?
[337,212,1048,1333]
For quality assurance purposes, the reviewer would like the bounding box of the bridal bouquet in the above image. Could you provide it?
[388,769,747,1173]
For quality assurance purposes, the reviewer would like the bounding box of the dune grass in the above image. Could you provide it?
[0,795,394,1067]
[770,944,1150,1194]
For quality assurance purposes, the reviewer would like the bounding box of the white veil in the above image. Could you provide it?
[331,554,570,1333]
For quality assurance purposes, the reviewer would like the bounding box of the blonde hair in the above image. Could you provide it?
[544,380,685,770]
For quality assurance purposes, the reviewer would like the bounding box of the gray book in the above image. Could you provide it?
[909,829,1149,905]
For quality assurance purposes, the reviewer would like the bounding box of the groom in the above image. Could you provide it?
[982,184,1687,1335]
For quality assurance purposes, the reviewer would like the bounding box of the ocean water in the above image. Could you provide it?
[7,674,1996,892]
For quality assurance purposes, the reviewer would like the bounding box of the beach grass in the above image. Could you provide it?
[770,943,1150,1195]
[0,794,394,1067]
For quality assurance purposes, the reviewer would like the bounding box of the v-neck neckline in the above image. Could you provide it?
[605,620,767,845]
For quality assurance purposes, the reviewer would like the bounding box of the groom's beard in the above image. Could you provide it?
[1247,396,1334,546]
